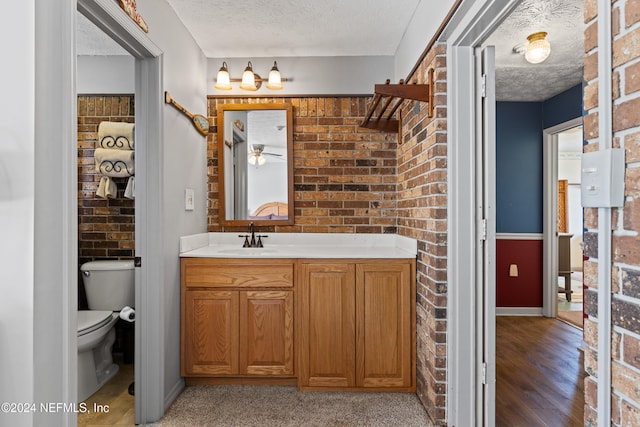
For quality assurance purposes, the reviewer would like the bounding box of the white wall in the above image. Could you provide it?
[77,55,135,93]
[394,0,457,79]
[136,0,208,408]
[0,1,35,426]
[207,56,393,96]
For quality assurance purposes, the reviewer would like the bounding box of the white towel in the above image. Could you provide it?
[124,176,135,199]
[95,148,134,177]
[96,176,117,199]
[98,121,135,150]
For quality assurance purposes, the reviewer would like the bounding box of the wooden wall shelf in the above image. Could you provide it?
[360,68,434,133]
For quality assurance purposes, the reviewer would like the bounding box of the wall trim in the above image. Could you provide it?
[444,1,523,425]
[496,307,543,316]
[77,0,165,424]
[496,233,543,240]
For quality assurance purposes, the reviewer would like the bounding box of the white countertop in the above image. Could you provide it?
[179,232,417,259]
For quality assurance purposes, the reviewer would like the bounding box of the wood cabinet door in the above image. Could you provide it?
[299,262,356,388]
[240,290,294,376]
[356,262,412,388]
[183,290,239,375]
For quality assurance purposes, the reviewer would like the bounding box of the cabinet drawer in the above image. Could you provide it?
[182,259,294,288]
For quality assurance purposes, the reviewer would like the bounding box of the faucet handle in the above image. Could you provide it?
[256,235,268,248]
[238,234,250,247]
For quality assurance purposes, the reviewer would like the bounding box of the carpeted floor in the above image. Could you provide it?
[152,385,434,427]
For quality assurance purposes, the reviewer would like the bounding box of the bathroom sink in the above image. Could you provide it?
[217,248,277,256]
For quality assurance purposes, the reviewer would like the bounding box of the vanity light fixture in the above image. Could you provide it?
[214,61,232,90]
[240,61,258,91]
[214,61,289,91]
[266,61,284,90]
[513,32,551,64]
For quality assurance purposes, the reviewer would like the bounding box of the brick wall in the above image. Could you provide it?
[207,97,398,232]
[397,44,448,424]
[583,0,640,425]
[77,95,135,267]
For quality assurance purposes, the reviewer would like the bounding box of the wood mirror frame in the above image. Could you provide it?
[217,102,294,227]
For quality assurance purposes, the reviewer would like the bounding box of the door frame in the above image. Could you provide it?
[77,1,165,423]
[542,117,583,318]
[34,0,165,424]
[443,0,522,425]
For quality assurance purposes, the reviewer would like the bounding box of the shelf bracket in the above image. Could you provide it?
[360,68,434,133]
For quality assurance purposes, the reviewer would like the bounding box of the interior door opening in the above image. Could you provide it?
[75,11,136,427]
[554,125,584,329]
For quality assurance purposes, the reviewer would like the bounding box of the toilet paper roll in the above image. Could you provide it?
[119,306,135,322]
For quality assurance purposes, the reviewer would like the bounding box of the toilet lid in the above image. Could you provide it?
[78,310,113,335]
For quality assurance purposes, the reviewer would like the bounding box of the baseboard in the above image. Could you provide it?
[496,307,543,316]
[164,378,185,412]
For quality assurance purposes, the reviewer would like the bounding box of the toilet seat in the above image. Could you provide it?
[78,310,114,336]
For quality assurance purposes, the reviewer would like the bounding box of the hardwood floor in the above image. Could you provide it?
[77,355,134,427]
[496,316,585,427]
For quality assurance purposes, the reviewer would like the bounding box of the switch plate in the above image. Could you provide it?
[185,188,195,211]
[509,264,518,277]
[581,148,625,208]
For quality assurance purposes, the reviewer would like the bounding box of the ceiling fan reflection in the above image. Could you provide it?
[248,144,285,166]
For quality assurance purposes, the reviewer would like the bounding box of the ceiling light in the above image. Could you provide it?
[248,145,267,166]
[214,61,290,91]
[214,61,232,90]
[524,32,551,64]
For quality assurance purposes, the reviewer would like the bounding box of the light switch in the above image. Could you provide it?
[185,188,195,211]
[509,264,518,277]
[581,148,625,208]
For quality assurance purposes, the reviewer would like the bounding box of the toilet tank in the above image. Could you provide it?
[81,260,135,311]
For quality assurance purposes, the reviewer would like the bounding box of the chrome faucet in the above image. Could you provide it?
[239,222,268,248]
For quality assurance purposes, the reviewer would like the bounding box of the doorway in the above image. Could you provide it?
[71,1,164,425]
[76,12,136,424]
[553,124,584,328]
[445,0,584,425]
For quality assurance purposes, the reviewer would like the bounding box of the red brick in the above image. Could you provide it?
[583,81,598,109]
[623,197,640,231]
[627,0,640,27]
[613,27,640,68]
[624,131,640,163]
[585,21,599,52]
[625,61,640,94]
[612,361,640,401]
[622,400,640,427]
[613,97,640,132]
[584,52,598,82]
[626,166,640,197]
[584,112,599,139]
[585,0,598,23]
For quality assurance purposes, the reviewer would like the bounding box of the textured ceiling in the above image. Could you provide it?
[484,0,584,101]
[165,0,421,58]
[76,0,584,102]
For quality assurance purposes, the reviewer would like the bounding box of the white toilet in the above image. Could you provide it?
[78,260,134,402]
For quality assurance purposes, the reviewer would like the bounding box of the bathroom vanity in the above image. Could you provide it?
[179,233,417,392]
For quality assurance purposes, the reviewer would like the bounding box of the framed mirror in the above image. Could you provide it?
[217,102,294,226]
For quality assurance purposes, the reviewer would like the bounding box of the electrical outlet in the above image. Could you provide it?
[509,264,518,277]
[185,188,194,211]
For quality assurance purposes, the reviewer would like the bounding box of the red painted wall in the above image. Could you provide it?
[496,239,543,307]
